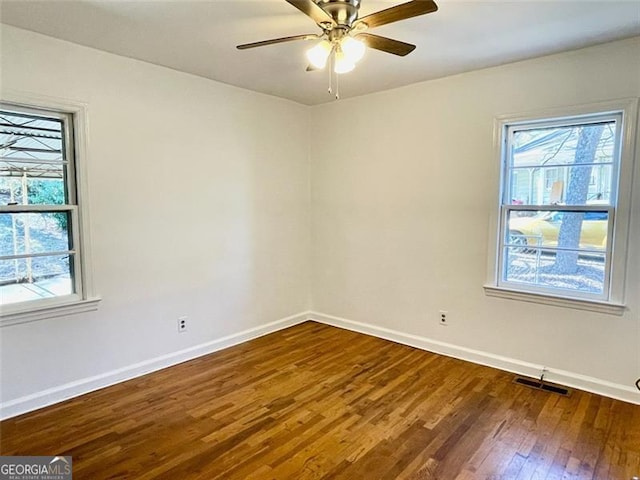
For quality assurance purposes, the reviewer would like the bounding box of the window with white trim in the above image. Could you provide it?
[491,103,636,307]
[0,104,85,311]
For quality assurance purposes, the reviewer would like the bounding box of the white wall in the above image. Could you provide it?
[310,38,640,398]
[0,26,311,408]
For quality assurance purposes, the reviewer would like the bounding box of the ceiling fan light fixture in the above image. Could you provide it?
[306,40,332,69]
[341,36,365,64]
[334,50,355,74]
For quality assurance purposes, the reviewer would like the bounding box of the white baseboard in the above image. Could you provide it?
[3,309,637,420]
[0,311,310,420]
[308,311,640,405]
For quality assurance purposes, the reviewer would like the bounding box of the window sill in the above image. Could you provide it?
[483,286,625,316]
[0,297,102,327]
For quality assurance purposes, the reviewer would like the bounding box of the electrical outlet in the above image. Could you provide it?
[177,316,188,333]
[439,310,448,326]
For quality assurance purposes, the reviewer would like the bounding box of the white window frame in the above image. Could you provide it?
[0,92,100,326]
[484,98,638,315]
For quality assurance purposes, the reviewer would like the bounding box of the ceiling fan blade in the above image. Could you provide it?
[357,33,416,56]
[285,0,337,26]
[356,0,438,29]
[236,34,318,50]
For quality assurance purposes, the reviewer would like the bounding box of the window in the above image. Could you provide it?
[486,100,637,313]
[0,102,97,322]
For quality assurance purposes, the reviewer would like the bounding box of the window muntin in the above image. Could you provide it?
[498,113,622,301]
[0,105,82,308]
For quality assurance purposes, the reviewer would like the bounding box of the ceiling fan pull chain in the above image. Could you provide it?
[326,49,339,100]
[328,50,334,95]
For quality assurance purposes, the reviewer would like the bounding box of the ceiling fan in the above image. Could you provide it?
[237,0,438,76]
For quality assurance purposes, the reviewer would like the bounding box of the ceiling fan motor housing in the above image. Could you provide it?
[315,0,361,27]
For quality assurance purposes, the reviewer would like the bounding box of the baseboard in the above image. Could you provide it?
[0,311,310,420]
[3,309,637,420]
[309,311,640,405]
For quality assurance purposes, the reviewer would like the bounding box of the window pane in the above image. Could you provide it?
[0,212,71,257]
[0,109,67,205]
[506,210,608,251]
[0,176,65,206]
[0,254,74,305]
[503,247,605,295]
[0,110,63,162]
[512,122,616,168]
[509,164,613,206]
[510,121,616,207]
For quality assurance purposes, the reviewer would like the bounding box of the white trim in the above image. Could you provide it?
[0,297,102,327]
[503,205,614,212]
[0,205,76,213]
[483,285,625,315]
[0,311,310,420]
[0,90,99,320]
[493,98,639,128]
[3,310,637,419]
[1,250,75,261]
[308,311,640,405]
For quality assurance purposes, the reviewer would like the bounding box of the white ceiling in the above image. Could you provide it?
[1,0,639,105]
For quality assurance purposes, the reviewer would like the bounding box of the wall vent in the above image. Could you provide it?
[513,376,571,396]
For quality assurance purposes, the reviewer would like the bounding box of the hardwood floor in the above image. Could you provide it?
[1,321,639,479]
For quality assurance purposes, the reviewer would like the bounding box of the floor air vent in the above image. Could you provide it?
[513,376,571,396]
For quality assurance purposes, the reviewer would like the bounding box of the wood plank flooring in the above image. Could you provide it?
[1,321,639,479]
